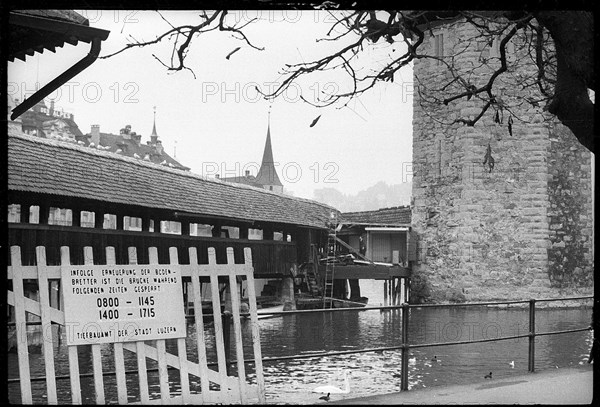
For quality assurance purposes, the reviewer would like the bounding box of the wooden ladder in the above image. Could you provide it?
[322,213,338,308]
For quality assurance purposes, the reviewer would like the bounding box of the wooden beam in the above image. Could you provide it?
[116,214,124,230]
[319,264,411,280]
[333,235,374,263]
[94,211,104,229]
[181,221,190,236]
[262,227,274,241]
[142,216,151,232]
[72,208,81,228]
[39,204,50,225]
[20,203,31,224]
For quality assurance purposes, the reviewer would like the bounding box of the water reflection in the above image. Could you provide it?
[8,291,592,404]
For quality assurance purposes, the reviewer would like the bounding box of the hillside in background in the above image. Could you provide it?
[312,181,412,212]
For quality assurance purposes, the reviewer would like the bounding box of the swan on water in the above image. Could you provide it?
[313,370,351,399]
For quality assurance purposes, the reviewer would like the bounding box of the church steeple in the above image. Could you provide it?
[255,110,283,191]
[150,106,158,143]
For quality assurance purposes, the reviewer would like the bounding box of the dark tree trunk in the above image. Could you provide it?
[534,11,596,153]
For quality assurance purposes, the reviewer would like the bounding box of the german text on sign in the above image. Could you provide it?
[62,265,186,345]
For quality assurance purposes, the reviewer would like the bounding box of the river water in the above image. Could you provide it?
[7,281,593,404]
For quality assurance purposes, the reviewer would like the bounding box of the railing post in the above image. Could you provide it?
[528,299,536,372]
[401,302,410,391]
[222,311,232,376]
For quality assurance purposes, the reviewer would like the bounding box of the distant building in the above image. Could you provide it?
[220,118,284,193]
[82,109,189,171]
[6,100,190,227]
[17,98,83,140]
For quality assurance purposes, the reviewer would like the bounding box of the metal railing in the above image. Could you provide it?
[7,296,593,391]
[233,295,593,391]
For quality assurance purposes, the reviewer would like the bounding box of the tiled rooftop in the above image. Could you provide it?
[341,206,412,226]
[8,131,339,229]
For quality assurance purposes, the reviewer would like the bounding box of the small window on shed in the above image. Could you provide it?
[161,221,181,235]
[80,211,95,228]
[29,206,40,224]
[248,228,263,240]
[48,207,72,226]
[103,214,117,229]
[7,204,20,223]
[190,223,213,236]
[124,216,142,231]
[223,226,240,239]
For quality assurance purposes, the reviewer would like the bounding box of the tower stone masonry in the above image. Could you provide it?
[410,17,594,303]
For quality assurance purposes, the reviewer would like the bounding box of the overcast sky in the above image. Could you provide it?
[8,10,414,200]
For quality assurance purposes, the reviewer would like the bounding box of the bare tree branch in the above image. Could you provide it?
[102,9,595,152]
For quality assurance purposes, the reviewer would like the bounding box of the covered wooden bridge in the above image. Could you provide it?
[7,131,335,291]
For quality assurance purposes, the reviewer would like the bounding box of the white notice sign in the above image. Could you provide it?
[62,264,186,345]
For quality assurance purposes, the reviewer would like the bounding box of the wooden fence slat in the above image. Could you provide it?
[128,246,151,404]
[36,246,58,404]
[135,341,150,404]
[61,246,82,404]
[189,247,209,403]
[120,341,237,387]
[8,264,61,279]
[208,248,229,395]
[7,245,262,405]
[106,246,128,404]
[10,246,33,404]
[149,247,170,403]
[156,340,170,403]
[6,291,65,324]
[90,346,104,403]
[114,343,128,404]
[177,338,190,403]
[170,247,190,404]
[244,247,266,403]
[227,248,247,404]
[83,247,106,404]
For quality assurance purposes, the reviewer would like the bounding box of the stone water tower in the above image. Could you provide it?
[410,16,594,303]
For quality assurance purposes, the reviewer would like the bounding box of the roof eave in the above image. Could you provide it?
[9,12,110,120]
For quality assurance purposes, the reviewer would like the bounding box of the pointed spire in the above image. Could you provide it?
[255,110,283,188]
[150,106,158,142]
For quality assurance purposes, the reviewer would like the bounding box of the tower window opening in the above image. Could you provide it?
[435,33,444,64]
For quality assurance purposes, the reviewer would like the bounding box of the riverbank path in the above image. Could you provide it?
[331,365,594,405]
